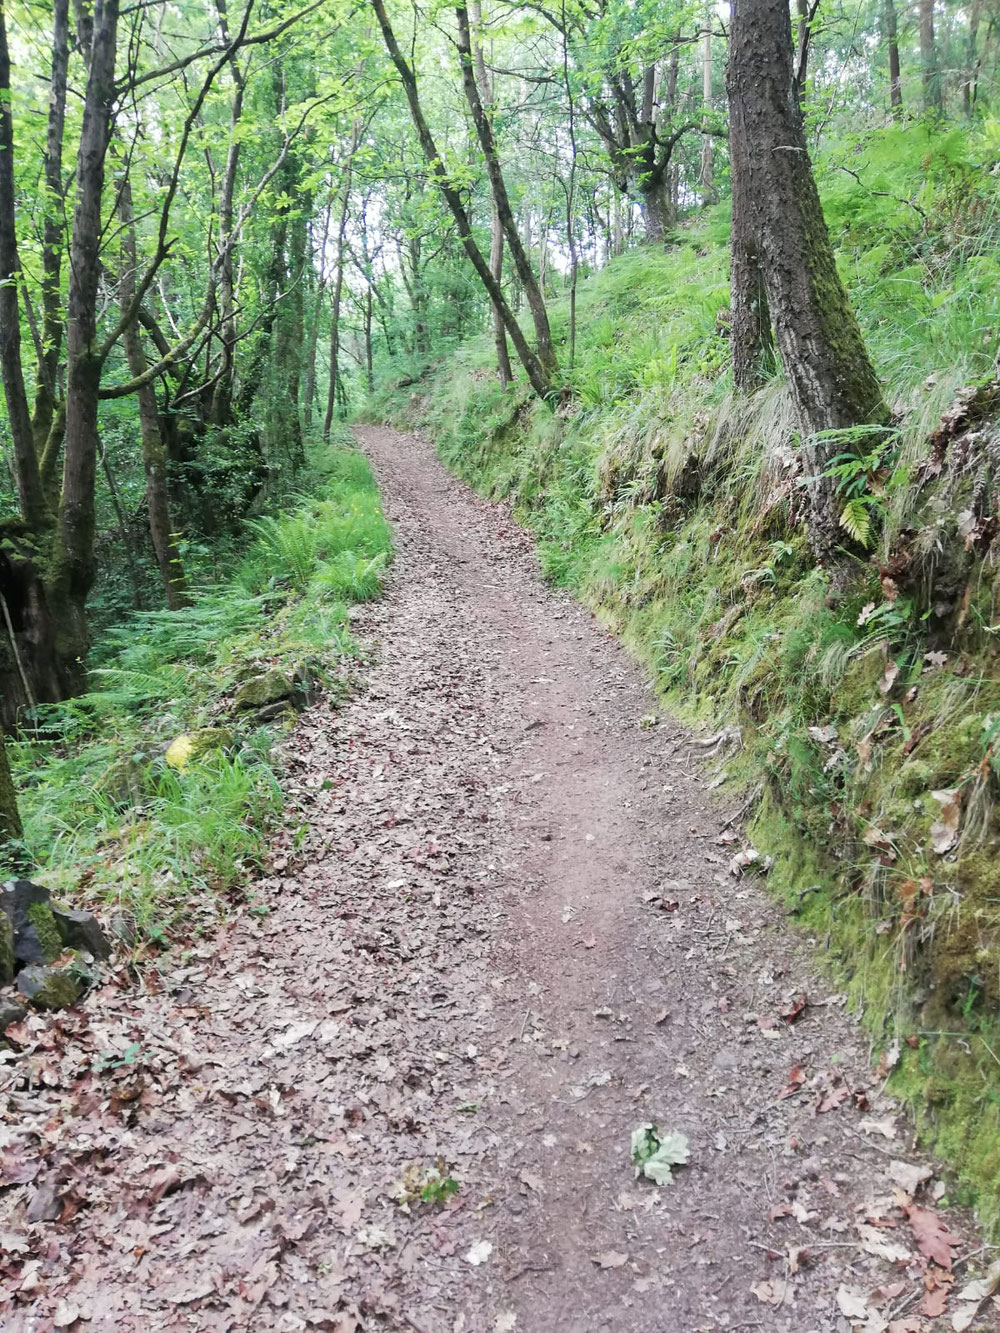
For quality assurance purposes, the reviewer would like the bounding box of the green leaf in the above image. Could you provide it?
[630,1123,690,1185]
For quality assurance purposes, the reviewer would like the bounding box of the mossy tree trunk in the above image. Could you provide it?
[0,732,22,843]
[727,0,888,567]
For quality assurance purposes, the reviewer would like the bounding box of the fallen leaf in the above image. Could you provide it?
[751,1278,790,1306]
[780,993,808,1024]
[53,1301,80,1328]
[930,788,962,855]
[776,1065,807,1100]
[464,1240,493,1266]
[816,1082,850,1114]
[919,1277,951,1318]
[859,1115,898,1140]
[880,661,900,695]
[729,848,759,877]
[857,1222,912,1264]
[837,1286,871,1318]
[952,1258,1000,1330]
[592,1251,628,1269]
[903,1202,961,1270]
[888,1160,933,1196]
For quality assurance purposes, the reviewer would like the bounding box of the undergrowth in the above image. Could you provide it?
[365,119,1000,1231]
[9,443,392,941]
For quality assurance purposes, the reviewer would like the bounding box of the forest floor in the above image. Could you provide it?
[2,426,995,1333]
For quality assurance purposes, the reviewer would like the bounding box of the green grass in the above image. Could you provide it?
[10,443,393,939]
[366,118,1000,1230]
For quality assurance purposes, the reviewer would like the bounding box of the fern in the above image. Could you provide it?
[839,496,873,548]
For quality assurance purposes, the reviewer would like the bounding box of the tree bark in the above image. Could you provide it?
[0,6,48,530]
[728,98,774,392]
[699,18,717,205]
[919,0,942,112]
[323,162,352,439]
[0,733,22,843]
[303,202,332,433]
[885,0,903,117]
[962,0,983,116]
[370,0,554,399]
[118,177,190,610]
[727,0,888,566]
[470,0,512,387]
[33,0,70,459]
[57,0,121,685]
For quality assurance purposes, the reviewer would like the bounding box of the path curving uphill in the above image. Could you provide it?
[0,424,985,1332]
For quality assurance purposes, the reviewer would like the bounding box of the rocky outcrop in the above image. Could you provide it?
[0,879,110,1012]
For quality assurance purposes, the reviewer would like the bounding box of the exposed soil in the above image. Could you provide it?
[0,425,993,1333]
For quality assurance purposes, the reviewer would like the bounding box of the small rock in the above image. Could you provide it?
[712,1047,742,1071]
[233,669,295,711]
[0,999,27,1031]
[95,754,146,808]
[51,905,111,960]
[1,878,50,937]
[16,962,83,1010]
[255,701,297,725]
[110,912,137,949]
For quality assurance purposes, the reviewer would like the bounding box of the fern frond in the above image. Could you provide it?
[839,496,873,547]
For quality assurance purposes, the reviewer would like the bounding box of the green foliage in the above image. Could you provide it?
[10,446,392,939]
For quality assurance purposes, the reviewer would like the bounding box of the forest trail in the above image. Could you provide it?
[2,426,984,1332]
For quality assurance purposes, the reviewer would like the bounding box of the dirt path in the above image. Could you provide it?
[0,425,990,1332]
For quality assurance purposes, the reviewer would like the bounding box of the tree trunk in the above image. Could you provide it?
[209,0,245,428]
[454,3,559,382]
[370,0,554,399]
[364,285,374,394]
[885,0,904,117]
[470,0,512,388]
[303,203,332,434]
[728,97,774,392]
[489,212,512,386]
[0,733,22,843]
[962,0,983,116]
[56,0,121,686]
[323,169,352,439]
[639,175,676,243]
[700,19,717,205]
[727,0,888,567]
[0,6,48,530]
[919,0,942,112]
[794,0,811,102]
[118,178,190,609]
[33,0,70,458]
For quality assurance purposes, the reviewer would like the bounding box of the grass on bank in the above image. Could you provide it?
[9,444,392,942]
[365,118,1000,1229]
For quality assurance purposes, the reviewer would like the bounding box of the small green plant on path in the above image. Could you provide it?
[630,1124,690,1185]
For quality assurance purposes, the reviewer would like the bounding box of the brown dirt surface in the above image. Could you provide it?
[0,423,995,1333]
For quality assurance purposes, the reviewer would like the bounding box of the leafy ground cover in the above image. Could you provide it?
[9,444,392,943]
[366,119,1000,1231]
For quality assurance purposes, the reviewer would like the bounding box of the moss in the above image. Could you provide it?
[17,962,82,1010]
[26,900,64,962]
[233,670,294,710]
